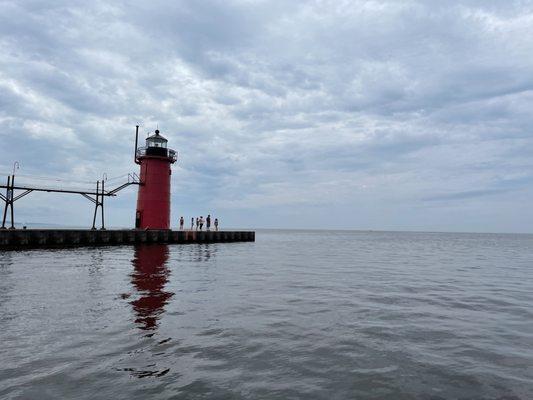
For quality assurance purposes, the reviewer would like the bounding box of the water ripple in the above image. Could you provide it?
[1,231,533,399]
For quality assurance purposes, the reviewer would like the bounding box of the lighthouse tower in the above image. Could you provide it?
[134,127,177,229]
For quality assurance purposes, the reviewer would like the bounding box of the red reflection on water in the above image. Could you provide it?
[130,244,173,330]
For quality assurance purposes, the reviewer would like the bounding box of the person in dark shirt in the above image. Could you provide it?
[206,215,211,231]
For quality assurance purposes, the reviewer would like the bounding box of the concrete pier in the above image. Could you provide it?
[0,229,255,249]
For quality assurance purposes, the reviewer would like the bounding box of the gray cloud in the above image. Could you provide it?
[423,189,509,202]
[1,0,532,232]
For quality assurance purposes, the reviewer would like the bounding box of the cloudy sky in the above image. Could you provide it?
[1,0,532,232]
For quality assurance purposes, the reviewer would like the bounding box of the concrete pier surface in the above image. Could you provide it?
[0,229,255,249]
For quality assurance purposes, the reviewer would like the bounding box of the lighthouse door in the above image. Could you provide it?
[135,211,142,228]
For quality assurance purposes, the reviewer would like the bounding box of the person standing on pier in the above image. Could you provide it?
[179,216,184,230]
[191,217,194,230]
[214,218,219,231]
[196,217,199,231]
[199,216,204,230]
[206,215,211,231]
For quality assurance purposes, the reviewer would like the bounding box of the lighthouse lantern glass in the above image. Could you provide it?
[147,136,167,149]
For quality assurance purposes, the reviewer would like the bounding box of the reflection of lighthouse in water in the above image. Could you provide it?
[130,244,173,330]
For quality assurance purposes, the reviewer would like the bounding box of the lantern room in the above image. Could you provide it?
[136,129,177,162]
[145,129,168,157]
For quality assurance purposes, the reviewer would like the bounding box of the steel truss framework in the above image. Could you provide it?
[0,173,140,230]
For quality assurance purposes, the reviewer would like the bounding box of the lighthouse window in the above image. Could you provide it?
[147,138,168,148]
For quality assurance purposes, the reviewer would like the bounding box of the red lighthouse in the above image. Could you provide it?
[134,127,177,229]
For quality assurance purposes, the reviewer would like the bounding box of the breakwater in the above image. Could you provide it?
[0,229,254,249]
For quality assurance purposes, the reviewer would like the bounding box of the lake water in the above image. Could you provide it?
[1,230,533,399]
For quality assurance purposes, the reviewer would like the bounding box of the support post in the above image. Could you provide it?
[91,180,99,230]
[9,175,15,229]
[100,180,105,230]
[1,176,10,229]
